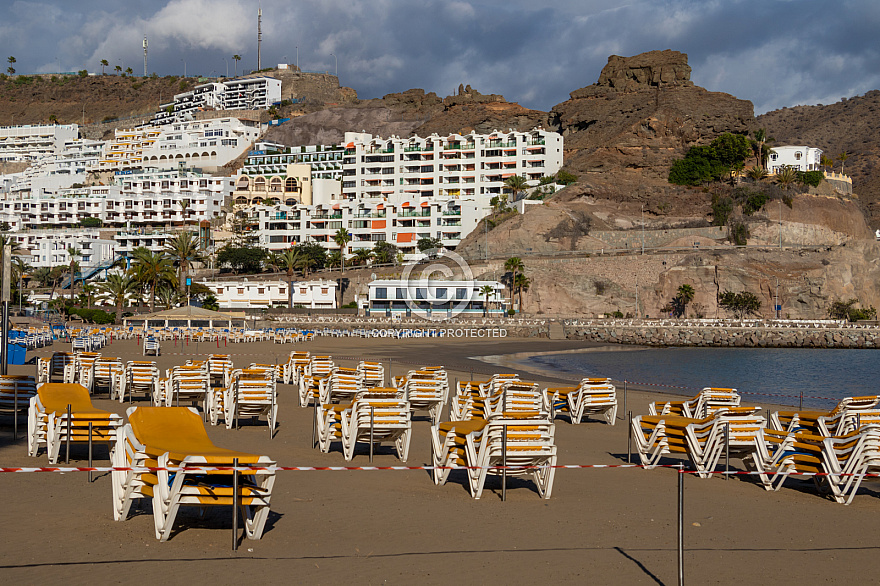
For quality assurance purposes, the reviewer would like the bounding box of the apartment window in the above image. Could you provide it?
[258,288,265,295]
[321,288,328,295]
[375,287,387,300]
[300,288,307,295]
[436,288,447,299]
[456,288,467,300]
[396,288,405,300]
[416,288,427,300]
[237,288,244,295]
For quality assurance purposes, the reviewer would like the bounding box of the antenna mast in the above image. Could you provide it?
[257,6,262,71]
[143,36,148,77]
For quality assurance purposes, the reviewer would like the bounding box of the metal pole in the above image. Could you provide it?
[799,390,803,412]
[270,387,275,440]
[502,424,508,501]
[65,404,72,464]
[232,457,239,551]
[627,410,632,464]
[88,421,93,483]
[622,380,627,421]
[678,465,684,586]
[369,406,375,463]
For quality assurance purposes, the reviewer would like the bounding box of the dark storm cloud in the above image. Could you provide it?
[2,0,878,114]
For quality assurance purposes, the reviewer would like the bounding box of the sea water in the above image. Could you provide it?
[526,347,880,409]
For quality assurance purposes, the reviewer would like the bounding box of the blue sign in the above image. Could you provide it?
[186,277,192,286]
[249,150,266,156]
[775,305,782,311]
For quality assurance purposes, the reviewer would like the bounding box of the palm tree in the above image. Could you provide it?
[333,228,351,273]
[96,273,136,324]
[32,266,53,288]
[677,284,695,318]
[746,166,768,181]
[125,67,133,76]
[352,248,373,266]
[155,283,180,309]
[327,250,342,269]
[504,257,524,310]
[776,166,799,191]
[67,247,81,303]
[80,283,96,309]
[130,247,174,312]
[821,154,834,172]
[7,56,15,76]
[752,128,773,169]
[100,59,108,75]
[276,248,302,307]
[514,273,531,311]
[114,65,122,75]
[164,232,203,293]
[504,175,529,202]
[837,151,850,175]
[179,199,190,227]
[479,284,494,317]
[232,54,241,76]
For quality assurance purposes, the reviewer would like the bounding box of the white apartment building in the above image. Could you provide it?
[100,118,261,172]
[0,169,232,231]
[341,129,562,202]
[114,229,176,257]
[200,279,338,309]
[152,76,282,125]
[0,124,79,162]
[363,279,506,317]
[254,198,484,256]
[767,146,823,174]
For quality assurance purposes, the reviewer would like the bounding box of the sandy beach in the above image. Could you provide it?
[1,334,878,585]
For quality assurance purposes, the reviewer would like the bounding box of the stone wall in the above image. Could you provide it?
[565,323,880,348]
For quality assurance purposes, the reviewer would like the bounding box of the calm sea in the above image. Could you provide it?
[525,348,880,409]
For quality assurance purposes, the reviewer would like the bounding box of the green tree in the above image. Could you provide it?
[333,228,351,273]
[6,56,15,76]
[746,166,768,181]
[96,273,136,324]
[821,154,834,172]
[504,175,529,202]
[327,250,342,268]
[125,67,133,76]
[114,65,122,75]
[178,199,190,227]
[504,257,525,309]
[717,290,762,319]
[130,247,175,312]
[233,54,241,76]
[100,59,108,75]
[751,128,773,169]
[200,293,220,311]
[555,169,579,185]
[294,242,328,276]
[155,283,180,309]
[372,241,398,265]
[710,194,733,226]
[829,299,877,322]
[417,237,442,254]
[216,244,266,274]
[164,232,203,293]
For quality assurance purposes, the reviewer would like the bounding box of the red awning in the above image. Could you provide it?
[346,142,354,148]
[420,201,430,207]
[501,173,515,178]
[332,204,341,210]
[397,233,415,243]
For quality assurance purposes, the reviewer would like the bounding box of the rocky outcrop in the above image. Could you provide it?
[592,49,693,92]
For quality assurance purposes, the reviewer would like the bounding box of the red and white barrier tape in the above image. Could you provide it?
[2,464,878,477]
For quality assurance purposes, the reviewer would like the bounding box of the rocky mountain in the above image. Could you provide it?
[757,91,880,227]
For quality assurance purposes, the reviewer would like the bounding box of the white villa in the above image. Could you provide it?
[199,279,338,309]
[767,146,823,173]
[362,279,506,317]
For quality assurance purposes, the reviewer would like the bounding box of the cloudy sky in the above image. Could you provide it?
[2,0,877,114]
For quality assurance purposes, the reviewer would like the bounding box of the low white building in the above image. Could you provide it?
[200,279,338,309]
[363,279,506,317]
[153,76,282,125]
[767,146,823,173]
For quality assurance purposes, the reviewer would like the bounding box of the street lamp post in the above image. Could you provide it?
[181,58,186,78]
[330,53,337,77]
[223,57,228,77]
[641,204,645,255]
[296,46,298,71]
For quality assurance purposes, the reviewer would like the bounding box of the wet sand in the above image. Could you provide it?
[1,335,877,584]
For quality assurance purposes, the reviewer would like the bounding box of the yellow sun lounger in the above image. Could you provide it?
[28,383,122,463]
[114,406,275,541]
